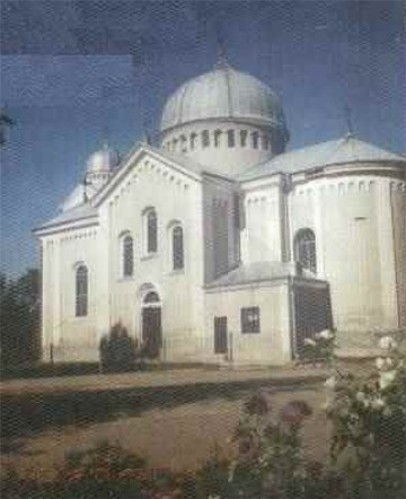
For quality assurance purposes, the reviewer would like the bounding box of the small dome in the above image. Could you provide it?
[86,143,120,173]
[161,63,288,136]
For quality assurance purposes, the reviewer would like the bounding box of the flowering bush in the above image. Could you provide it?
[198,391,329,499]
[302,329,336,366]
[2,334,405,499]
[323,337,406,499]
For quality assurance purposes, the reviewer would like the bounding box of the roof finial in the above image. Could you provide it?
[215,35,230,69]
[344,104,354,138]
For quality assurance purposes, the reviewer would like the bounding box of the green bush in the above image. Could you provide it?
[99,323,138,373]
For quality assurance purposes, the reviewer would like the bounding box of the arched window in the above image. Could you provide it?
[294,229,317,273]
[214,129,222,147]
[75,265,88,317]
[143,291,160,304]
[180,135,187,152]
[227,129,235,148]
[240,130,248,147]
[122,234,134,277]
[202,130,210,148]
[261,135,269,150]
[172,225,184,270]
[190,132,197,150]
[252,131,259,149]
[172,138,178,152]
[146,209,158,253]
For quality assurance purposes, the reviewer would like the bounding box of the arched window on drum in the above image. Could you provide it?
[294,228,317,274]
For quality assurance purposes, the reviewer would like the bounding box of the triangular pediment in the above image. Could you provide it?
[91,143,207,208]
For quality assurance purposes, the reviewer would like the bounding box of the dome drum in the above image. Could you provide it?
[160,64,289,174]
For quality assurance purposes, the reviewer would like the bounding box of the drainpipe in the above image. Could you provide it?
[288,275,297,361]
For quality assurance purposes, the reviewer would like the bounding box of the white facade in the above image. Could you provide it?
[35,60,406,364]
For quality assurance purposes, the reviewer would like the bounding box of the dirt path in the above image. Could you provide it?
[1,385,329,481]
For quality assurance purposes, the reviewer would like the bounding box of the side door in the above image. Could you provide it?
[214,316,228,354]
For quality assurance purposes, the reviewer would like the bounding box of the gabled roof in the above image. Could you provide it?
[34,203,98,234]
[34,142,231,235]
[91,142,232,206]
[238,135,405,181]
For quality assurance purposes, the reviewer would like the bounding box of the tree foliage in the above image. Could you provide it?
[0,269,40,366]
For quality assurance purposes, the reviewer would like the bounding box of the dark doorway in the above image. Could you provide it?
[214,316,228,354]
[293,284,333,358]
[142,293,162,358]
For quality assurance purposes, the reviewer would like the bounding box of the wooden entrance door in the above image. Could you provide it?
[142,307,162,358]
[214,316,228,354]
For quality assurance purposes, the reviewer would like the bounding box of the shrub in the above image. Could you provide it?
[323,337,406,499]
[302,329,336,366]
[99,323,138,373]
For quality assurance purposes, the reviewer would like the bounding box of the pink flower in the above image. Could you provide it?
[279,400,312,428]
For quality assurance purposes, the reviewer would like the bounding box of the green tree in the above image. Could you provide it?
[0,268,40,366]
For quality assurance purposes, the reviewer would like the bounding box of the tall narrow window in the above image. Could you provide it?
[202,130,210,148]
[180,135,187,152]
[75,265,88,317]
[294,228,317,273]
[172,225,184,270]
[123,235,134,277]
[227,129,235,148]
[261,135,269,150]
[252,131,259,149]
[147,209,158,253]
[240,130,248,147]
[190,132,197,150]
[214,129,222,147]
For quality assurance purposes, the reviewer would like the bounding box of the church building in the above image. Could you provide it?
[34,57,406,365]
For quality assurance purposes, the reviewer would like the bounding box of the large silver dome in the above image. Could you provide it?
[160,64,288,134]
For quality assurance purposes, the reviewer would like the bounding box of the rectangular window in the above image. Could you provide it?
[241,307,260,334]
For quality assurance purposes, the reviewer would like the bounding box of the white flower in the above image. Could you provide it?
[304,338,316,346]
[318,329,334,340]
[379,370,397,390]
[370,397,385,410]
[356,391,366,402]
[324,376,336,389]
[355,391,370,408]
[379,336,397,350]
[376,357,385,370]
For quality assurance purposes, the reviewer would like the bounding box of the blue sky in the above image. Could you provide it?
[1,0,405,276]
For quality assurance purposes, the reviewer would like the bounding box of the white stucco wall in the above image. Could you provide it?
[240,175,286,264]
[288,169,404,346]
[161,120,277,176]
[99,152,207,361]
[41,225,102,362]
[391,180,406,327]
[202,175,240,283]
[205,281,291,365]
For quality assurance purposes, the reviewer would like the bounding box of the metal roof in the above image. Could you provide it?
[161,64,287,134]
[35,203,98,232]
[238,135,405,181]
[206,261,297,288]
